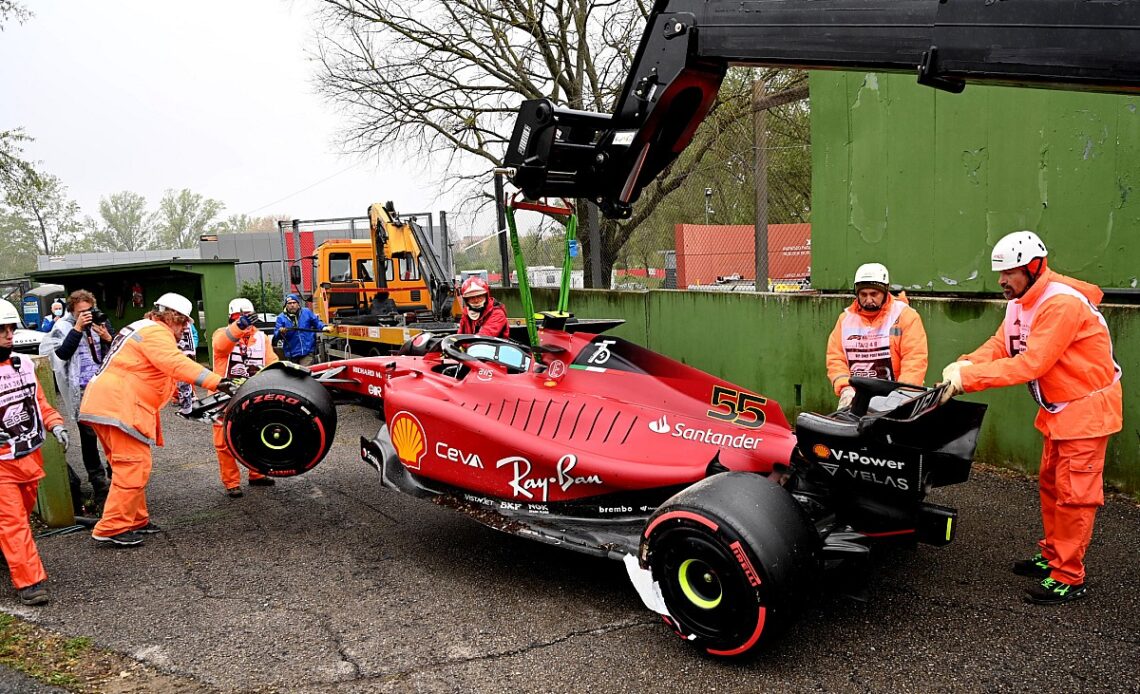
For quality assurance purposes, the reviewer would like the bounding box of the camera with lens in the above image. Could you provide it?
[84,307,108,329]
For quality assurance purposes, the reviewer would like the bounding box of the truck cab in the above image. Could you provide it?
[314,202,458,325]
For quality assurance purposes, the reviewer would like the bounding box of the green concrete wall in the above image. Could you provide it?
[195,263,239,362]
[499,287,1140,495]
[810,71,1140,293]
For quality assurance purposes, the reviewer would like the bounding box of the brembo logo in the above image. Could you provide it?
[649,416,670,434]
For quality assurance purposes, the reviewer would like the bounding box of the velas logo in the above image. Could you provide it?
[649,415,669,434]
[390,411,427,470]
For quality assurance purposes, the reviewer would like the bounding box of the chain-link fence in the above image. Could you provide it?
[607,72,811,292]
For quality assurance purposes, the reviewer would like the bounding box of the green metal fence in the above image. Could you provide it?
[499,287,1140,496]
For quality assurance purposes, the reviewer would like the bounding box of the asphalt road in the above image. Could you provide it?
[7,406,1139,693]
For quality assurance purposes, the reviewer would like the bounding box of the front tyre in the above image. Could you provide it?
[222,366,337,477]
[642,473,819,657]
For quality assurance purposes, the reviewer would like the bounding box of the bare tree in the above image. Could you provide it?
[313,1,808,287]
[0,0,30,28]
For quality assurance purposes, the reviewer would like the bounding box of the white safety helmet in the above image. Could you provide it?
[0,299,18,326]
[154,292,194,322]
[853,262,890,289]
[991,231,1048,271]
[228,298,255,316]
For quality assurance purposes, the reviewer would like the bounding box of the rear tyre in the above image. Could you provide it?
[642,472,819,657]
[222,366,337,477]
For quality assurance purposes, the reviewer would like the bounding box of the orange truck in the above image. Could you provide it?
[309,202,461,358]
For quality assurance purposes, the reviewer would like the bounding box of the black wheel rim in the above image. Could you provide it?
[651,524,762,645]
[227,400,327,475]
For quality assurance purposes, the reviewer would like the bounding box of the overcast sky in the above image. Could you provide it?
[0,0,458,228]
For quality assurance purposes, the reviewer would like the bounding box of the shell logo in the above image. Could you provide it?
[390,411,427,470]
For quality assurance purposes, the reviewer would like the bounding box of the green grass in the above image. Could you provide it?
[0,612,89,690]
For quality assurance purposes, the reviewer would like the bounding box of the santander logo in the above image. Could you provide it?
[646,414,762,450]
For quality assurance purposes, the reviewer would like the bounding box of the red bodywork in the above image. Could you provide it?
[314,330,795,505]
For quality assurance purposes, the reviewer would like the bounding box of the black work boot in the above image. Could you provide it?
[1025,577,1088,604]
[1011,553,1052,579]
[92,531,144,547]
[17,581,48,606]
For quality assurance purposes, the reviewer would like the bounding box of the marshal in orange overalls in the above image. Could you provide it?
[80,319,221,540]
[211,322,278,492]
[959,266,1122,585]
[0,356,64,589]
[825,292,929,394]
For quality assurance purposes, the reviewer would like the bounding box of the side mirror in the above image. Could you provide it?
[289,265,302,286]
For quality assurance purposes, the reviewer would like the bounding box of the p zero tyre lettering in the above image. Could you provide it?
[222,368,337,477]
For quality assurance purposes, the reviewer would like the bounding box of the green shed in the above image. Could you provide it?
[29,258,238,363]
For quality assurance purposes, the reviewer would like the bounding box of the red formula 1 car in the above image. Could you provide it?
[202,322,986,657]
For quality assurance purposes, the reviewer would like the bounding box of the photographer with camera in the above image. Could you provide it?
[40,290,114,514]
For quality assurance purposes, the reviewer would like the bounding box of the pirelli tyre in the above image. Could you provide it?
[641,472,820,657]
[222,365,337,477]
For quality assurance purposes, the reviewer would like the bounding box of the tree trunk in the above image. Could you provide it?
[753,73,769,292]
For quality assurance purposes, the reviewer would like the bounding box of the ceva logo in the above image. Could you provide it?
[649,415,669,434]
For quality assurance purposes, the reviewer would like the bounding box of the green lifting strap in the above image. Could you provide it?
[504,205,538,348]
[505,196,578,349]
[558,213,577,314]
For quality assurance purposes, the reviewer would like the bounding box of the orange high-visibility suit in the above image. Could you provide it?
[826,292,929,394]
[211,323,278,490]
[959,266,1122,585]
[80,319,221,538]
[0,356,64,589]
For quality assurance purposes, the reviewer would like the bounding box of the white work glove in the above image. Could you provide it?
[837,386,856,410]
[51,426,69,452]
[939,362,966,404]
[941,360,972,383]
[322,325,334,333]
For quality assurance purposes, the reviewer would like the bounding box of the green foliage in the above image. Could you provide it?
[238,279,284,315]
[154,188,225,248]
[213,213,291,234]
[92,191,155,251]
[0,128,36,190]
[0,139,85,277]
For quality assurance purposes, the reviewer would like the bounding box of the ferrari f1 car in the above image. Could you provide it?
[199,320,986,658]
